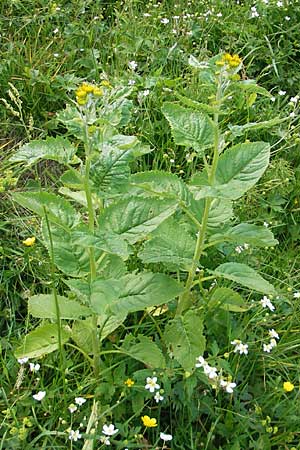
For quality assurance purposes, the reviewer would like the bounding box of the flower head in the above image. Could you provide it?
[203,364,218,379]
[128,60,138,71]
[75,397,86,406]
[268,329,279,340]
[145,376,160,393]
[220,380,237,393]
[29,363,40,372]
[154,391,164,403]
[293,292,300,299]
[124,378,135,387]
[160,432,173,441]
[75,83,103,106]
[23,237,36,247]
[100,435,111,445]
[260,296,275,311]
[283,381,294,392]
[69,429,82,441]
[68,404,77,413]
[195,356,206,368]
[32,391,46,401]
[102,424,118,436]
[231,340,249,355]
[18,357,29,364]
[141,415,157,427]
[263,343,273,353]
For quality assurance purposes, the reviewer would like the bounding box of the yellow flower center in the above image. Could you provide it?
[124,378,135,387]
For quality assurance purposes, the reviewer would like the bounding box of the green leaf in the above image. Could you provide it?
[14,323,70,359]
[9,137,78,166]
[72,312,127,354]
[174,91,218,114]
[73,229,130,259]
[42,222,103,277]
[190,197,233,230]
[190,142,270,200]
[212,262,276,295]
[121,335,165,369]
[90,279,123,314]
[164,310,206,372]
[209,287,248,312]
[138,217,196,269]
[228,118,286,138]
[28,294,91,319]
[90,137,151,193]
[108,272,183,316]
[210,223,278,247]
[99,197,178,244]
[237,80,272,97]
[162,102,215,154]
[127,171,192,204]
[13,191,80,229]
[214,142,270,199]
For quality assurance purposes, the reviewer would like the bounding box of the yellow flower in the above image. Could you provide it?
[124,378,135,387]
[141,415,157,428]
[75,82,103,105]
[22,237,36,247]
[216,53,242,69]
[283,381,294,392]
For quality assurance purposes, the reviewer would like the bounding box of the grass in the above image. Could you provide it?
[1,0,300,449]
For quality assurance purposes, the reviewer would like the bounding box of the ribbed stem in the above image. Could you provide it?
[176,74,223,315]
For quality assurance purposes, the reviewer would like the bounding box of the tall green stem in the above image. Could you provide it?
[43,208,66,400]
[83,118,100,377]
[176,75,223,315]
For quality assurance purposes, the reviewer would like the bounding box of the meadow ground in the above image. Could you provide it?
[0,1,300,449]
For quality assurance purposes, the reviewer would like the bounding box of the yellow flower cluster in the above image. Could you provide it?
[75,83,103,106]
[216,53,242,68]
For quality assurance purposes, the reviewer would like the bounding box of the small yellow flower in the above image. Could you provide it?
[283,381,294,392]
[22,237,36,247]
[141,415,157,428]
[124,378,135,387]
[100,80,112,88]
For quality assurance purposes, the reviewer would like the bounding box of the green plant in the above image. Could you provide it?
[8,53,285,447]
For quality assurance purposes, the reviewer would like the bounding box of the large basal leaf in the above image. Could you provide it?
[127,171,192,204]
[28,294,91,319]
[162,102,215,154]
[212,262,276,295]
[121,335,165,369]
[14,323,70,359]
[138,217,196,269]
[9,136,78,166]
[164,310,206,372]
[209,287,248,312]
[98,197,178,244]
[108,272,183,316]
[13,191,80,229]
[210,223,278,247]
